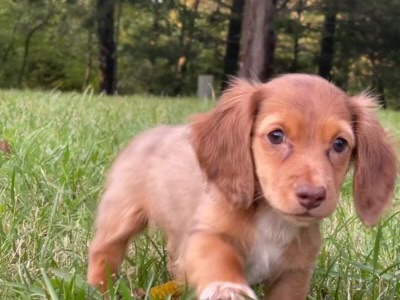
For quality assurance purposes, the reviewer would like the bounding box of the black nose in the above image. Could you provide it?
[295,185,326,210]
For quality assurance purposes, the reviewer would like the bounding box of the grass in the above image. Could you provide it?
[0,89,399,299]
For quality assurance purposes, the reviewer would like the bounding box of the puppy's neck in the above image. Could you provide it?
[245,204,299,284]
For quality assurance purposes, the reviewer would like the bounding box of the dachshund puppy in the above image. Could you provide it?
[88,74,397,299]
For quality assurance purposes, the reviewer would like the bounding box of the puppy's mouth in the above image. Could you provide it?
[286,212,313,218]
[278,211,320,225]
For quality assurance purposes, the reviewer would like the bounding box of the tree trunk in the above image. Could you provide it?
[221,0,245,90]
[239,0,276,82]
[318,3,337,80]
[17,15,51,86]
[175,0,201,95]
[96,0,117,95]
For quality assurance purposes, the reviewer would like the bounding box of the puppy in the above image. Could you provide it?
[87,74,397,299]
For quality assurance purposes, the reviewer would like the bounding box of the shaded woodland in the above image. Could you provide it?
[0,0,399,107]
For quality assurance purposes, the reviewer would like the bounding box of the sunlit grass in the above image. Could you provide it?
[0,90,399,299]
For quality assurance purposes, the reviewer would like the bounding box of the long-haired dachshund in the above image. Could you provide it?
[88,74,397,299]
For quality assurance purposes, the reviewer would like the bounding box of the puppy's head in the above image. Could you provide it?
[191,74,397,226]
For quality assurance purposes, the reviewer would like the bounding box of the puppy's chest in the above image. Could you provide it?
[245,211,299,285]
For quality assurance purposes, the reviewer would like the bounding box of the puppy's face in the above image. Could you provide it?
[192,74,396,227]
[252,79,355,224]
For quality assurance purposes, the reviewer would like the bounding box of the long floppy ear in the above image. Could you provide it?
[349,93,398,225]
[191,79,260,208]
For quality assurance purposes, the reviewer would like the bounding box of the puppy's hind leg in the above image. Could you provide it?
[87,186,148,291]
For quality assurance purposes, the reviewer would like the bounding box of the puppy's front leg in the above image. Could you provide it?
[264,270,312,300]
[184,232,257,300]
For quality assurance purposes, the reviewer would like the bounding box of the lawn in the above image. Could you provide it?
[0,90,399,300]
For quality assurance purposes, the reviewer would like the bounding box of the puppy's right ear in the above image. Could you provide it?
[191,79,260,207]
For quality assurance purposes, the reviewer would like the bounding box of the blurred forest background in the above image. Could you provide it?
[0,0,399,107]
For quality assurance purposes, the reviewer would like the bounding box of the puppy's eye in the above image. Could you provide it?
[332,137,348,153]
[267,129,285,145]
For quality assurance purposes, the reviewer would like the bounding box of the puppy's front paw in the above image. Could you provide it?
[199,282,257,300]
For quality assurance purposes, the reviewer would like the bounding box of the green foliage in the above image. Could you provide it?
[117,0,228,95]
[0,0,399,103]
[0,91,399,299]
[0,0,96,91]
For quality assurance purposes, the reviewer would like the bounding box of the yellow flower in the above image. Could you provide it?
[150,280,182,300]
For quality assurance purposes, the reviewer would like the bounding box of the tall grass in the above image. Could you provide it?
[0,90,398,299]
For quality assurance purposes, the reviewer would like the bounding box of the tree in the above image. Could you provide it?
[0,0,399,106]
[221,0,245,90]
[96,0,117,95]
[239,0,276,82]
[318,0,337,80]
[18,12,53,85]
[175,0,201,95]
[334,0,400,106]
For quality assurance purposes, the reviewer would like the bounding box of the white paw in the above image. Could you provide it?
[199,282,257,300]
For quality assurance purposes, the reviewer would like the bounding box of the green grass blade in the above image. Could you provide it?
[41,268,59,300]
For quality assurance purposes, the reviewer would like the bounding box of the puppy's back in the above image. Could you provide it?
[100,125,206,238]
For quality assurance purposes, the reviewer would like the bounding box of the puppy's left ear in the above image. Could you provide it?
[191,79,261,208]
[349,93,398,225]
